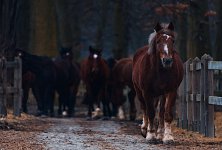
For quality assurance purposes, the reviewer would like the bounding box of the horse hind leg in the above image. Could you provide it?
[134,85,147,138]
[128,89,136,121]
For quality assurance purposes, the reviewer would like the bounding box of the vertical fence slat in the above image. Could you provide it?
[2,58,7,116]
[186,59,192,130]
[191,57,201,132]
[177,75,184,128]
[200,54,207,135]
[181,61,188,129]
[206,55,214,137]
[0,58,7,116]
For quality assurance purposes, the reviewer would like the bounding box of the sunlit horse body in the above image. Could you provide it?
[81,46,111,119]
[111,58,136,120]
[53,47,80,117]
[132,22,184,144]
[16,49,56,116]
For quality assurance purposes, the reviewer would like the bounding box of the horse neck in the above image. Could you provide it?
[146,50,161,74]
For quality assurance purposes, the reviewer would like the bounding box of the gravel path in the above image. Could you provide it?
[38,118,159,150]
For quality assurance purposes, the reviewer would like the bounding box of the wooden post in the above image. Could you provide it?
[205,55,214,137]
[182,59,191,129]
[201,54,215,137]
[200,54,207,135]
[186,59,192,130]
[0,58,7,116]
[191,57,201,132]
[177,76,184,128]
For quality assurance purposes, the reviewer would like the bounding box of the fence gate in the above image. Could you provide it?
[177,54,222,137]
[0,57,22,117]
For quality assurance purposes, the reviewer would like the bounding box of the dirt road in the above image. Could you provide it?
[0,115,222,150]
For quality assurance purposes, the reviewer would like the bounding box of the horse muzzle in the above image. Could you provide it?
[161,58,173,68]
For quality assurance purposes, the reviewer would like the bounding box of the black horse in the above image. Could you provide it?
[15,49,56,116]
[53,47,80,117]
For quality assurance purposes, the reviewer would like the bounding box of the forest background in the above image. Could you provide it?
[0,0,221,61]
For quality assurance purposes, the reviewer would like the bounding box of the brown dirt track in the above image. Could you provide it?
[0,112,222,150]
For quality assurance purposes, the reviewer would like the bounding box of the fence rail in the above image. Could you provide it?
[0,57,22,117]
[177,54,222,137]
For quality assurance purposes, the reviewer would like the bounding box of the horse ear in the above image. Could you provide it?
[168,22,174,31]
[89,46,93,53]
[98,49,103,53]
[154,22,162,32]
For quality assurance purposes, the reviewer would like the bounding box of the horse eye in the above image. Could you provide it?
[93,54,98,59]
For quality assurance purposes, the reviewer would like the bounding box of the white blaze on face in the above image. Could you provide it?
[93,54,98,59]
[66,52,70,56]
[163,34,170,40]
[164,44,169,54]
[163,34,170,55]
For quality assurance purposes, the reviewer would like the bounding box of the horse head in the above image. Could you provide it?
[88,46,102,74]
[149,22,175,69]
[59,47,73,60]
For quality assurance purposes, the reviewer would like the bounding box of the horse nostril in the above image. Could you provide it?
[163,58,173,65]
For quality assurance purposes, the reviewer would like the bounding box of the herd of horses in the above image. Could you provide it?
[15,22,184,144]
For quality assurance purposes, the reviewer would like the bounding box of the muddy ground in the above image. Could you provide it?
[0,112,222,150]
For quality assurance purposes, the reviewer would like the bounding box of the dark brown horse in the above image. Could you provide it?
[53,47,80,117]
[132,22,184,144]
[111,58,136,120]
[15,49,56,116]
[81,46,111,120]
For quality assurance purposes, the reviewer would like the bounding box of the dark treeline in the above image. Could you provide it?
[1,0,222,61]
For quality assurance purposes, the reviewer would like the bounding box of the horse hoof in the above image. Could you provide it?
[155,139,163,144]
[163,135,174,145]
[92,115,101,120]
[86,116,92,121]
[146,132,157,144]
[62,111,67,116]
[141,128,147,138]
[163,139,174,145]
[101,116,110,120]
[40,114,48,118]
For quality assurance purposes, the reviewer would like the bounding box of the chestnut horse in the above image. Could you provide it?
[111,58,136,120]
[81,46,111,120]
[132,22,184,144]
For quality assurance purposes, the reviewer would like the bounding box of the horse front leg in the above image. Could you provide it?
[162,91,177,144]
[156,96,165,142]
[92,93,102,120]
[145,100,156,142]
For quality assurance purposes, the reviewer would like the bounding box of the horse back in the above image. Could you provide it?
[112,58,133,88]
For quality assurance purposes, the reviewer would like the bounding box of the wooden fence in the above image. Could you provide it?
[0,57,22,117]
[177,54,222,137]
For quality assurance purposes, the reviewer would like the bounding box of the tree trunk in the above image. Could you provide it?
[112,0,129,59]
[30,0,57,56]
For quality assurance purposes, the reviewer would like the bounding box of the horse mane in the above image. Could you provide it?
[148,31,157,55]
